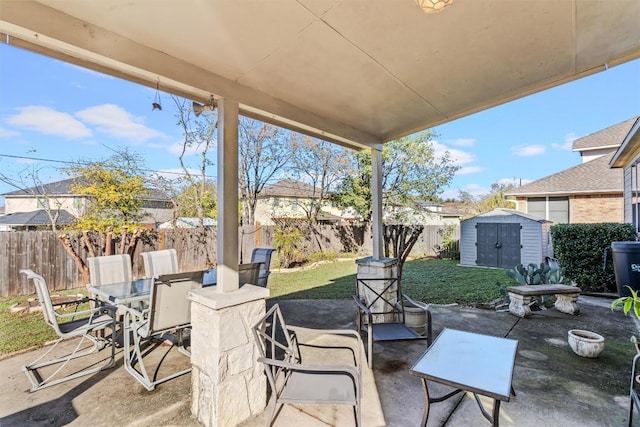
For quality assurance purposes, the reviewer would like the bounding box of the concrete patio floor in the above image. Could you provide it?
[1,296,638,427]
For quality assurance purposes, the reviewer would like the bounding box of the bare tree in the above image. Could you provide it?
[238,118,296,225]
[291,136,352,251]
[0,163,67,233]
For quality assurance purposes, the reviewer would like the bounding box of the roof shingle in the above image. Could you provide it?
[572,117,638,151]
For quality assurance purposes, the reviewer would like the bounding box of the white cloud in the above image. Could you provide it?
[6,106,92,139]
[0,126,20,138]
[456,166,484,175]
[552,133,576,151]
[167,140,215,156]
[432,141,476,166]
[76,104,164,142]
[447,138,476,147]
[511,144,546,157]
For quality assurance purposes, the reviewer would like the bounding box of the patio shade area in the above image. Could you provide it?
[0,297,637,426]
[1,0,639,148]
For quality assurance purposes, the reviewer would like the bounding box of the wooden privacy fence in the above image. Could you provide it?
[0,224,459,297]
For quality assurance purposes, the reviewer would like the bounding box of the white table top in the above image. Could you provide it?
[410,328,518,401]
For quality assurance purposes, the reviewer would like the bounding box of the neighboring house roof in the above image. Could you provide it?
[2,177,170,200]
[506,151,622,196]
[0,209,75,226]
[260,179,321,198]
[572,117,638,152]
[158,217,216,229]
[462,208,550,223]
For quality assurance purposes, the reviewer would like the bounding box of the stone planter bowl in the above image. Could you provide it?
[568,329,605,358]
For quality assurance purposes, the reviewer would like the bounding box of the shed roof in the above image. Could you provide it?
[462,208,549,223]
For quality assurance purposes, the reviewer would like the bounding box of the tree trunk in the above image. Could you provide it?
[383,224,424,283]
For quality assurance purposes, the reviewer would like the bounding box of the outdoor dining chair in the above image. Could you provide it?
[238,262,262,287]
[141,249,179,278]
[252,303,362,427]
[250,247,276,287]
[123,270,204,391]
[19,269,116,392]
[354,277,432,368]
[87,254,133,286]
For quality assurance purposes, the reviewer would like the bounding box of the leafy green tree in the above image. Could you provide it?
[178,180,217,218]
[458,182,516,217]
[335,130,458,222]
[67,149,149,231]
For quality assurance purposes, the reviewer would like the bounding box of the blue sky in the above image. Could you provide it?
[1,42,639,205]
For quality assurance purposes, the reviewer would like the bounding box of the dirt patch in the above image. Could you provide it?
[9,295,85,314]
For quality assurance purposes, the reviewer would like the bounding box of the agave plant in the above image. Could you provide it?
[506,261,565,286]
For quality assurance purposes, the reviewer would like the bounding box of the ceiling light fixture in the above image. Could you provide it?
[415,0,453,13]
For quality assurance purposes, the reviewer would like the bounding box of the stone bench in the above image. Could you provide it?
[506,284,581,318]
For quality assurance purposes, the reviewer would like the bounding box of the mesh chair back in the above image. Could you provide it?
[148,270,204,333]
[239,262,261,286]
[250,248,276,287]
[21,270,59,333]
[87,254,132,285]
[142,249,179,278]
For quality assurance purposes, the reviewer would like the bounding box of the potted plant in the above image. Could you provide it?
[611,285,640,354]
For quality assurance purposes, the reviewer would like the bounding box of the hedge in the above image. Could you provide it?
[550,223,637,293]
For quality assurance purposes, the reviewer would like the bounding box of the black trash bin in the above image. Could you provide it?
[611,241,640,297]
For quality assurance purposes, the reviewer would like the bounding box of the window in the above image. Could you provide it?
[37,197,49,210]
[527,196,569,224]
[273,197,280,207]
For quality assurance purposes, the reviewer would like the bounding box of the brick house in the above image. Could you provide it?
[506,117,638,224]
[610,117,640,233]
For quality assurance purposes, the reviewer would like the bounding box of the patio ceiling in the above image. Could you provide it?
[1,0,639,150]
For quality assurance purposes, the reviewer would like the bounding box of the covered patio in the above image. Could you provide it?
[1,1,640,426]
[0,296,637,426]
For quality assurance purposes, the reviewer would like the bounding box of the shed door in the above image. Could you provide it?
[476,223,521,268]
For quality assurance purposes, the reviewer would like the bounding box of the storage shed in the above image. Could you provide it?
[460,209,553,269]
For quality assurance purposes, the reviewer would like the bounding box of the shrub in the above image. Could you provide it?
[550,223,637,293]
[273,225,304,268]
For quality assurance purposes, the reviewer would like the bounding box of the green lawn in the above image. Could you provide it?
[1,258,510,357]
[268,258,508,305]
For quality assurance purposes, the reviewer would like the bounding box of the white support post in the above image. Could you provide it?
[217,98,240,292]
[371,147,384,259]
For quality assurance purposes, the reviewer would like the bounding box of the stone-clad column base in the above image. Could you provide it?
[188,285,269,427]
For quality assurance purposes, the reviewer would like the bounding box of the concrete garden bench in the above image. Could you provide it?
[506,284,581,318]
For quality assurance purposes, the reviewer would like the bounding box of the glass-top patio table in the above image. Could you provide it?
[409,328,518,427]
[88,270,217,305]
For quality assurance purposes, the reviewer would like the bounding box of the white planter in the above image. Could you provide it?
[401,302,427,336]
[567,329,605,358]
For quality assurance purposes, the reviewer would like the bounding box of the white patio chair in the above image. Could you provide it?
[123,270,204,391]
[87,254,133,286]
[252,303,362,427]
[19,269,116,392]
[250,247,276,287]
[141,249,179,278]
